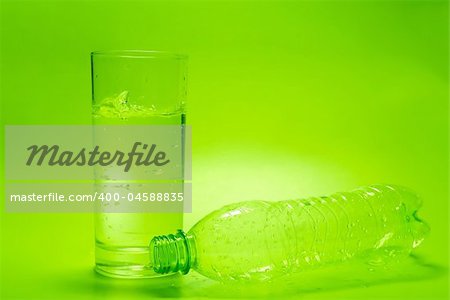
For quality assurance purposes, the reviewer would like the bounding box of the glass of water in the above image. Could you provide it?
[91,50,187,278]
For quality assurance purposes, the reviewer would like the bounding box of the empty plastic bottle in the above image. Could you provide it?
[149,184,429,281]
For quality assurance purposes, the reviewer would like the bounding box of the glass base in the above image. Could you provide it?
[95,244,168,279]
[95,264,172,279]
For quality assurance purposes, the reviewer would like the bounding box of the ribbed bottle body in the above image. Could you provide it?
[266,185,428,274]
[151,185,428,281]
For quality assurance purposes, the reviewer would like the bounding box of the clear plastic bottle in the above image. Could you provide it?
[149,185,429,281]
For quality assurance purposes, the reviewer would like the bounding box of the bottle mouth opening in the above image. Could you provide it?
[151,235,169,274]
[150,230,191,275]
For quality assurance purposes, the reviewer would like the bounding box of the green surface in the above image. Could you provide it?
[0,0,448,299]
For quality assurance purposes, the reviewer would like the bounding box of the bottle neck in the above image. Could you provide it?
[150,229,196,275]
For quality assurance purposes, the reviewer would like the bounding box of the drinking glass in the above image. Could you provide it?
[91,50,187,278]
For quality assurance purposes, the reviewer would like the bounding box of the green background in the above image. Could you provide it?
[0,0,448,299]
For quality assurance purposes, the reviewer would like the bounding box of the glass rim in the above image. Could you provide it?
[91,50,187,60]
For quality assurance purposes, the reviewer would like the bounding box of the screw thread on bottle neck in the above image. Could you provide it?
[150,229,194,275]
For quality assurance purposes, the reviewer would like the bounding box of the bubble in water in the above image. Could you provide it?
[152,169,164,175]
